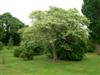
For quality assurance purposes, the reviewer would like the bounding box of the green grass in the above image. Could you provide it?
[0,47,100,75]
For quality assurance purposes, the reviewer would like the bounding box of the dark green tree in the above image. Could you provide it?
[0,12,25,45]
[82,0,100,52]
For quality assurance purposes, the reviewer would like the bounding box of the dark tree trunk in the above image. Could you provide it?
[96,43,100,55]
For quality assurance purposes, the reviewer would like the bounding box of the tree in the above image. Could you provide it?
[19,7,89,61]
[0,12,25,45]
[82,0,100,52]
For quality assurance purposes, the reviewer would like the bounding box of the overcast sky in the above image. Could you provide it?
[0,0,83,25]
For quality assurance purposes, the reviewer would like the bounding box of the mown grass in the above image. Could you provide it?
[0,47,100,75]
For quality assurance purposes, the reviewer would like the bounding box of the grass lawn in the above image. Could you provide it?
[0,47,100,75]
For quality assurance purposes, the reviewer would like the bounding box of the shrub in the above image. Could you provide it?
[48,35,87,61]
[14,42,34,60]
[14,46,34,60]
[20,48,34,60]
[33,46,44,55]
[14,46,23,57]
[14,41,44,60]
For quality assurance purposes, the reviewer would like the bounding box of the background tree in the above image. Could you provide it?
[0,12,25,45]
[82,0,100,52]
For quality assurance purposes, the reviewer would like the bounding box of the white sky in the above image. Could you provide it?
[0,0,83,25]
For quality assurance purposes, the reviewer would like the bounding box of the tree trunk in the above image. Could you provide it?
[96,43,100,55]
[0,54,5,64]
[51,42,57,61]
[2,54,5,64]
